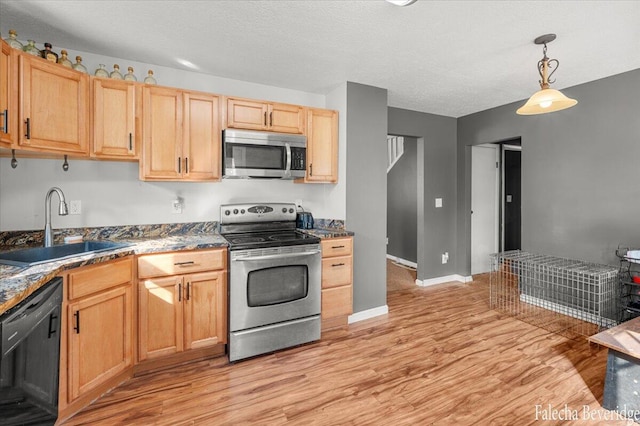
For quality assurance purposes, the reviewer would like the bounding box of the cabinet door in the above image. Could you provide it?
[227,98,268,131]
[0,40,18,147]
[306,108,338,182]
[138,276,183,361]
[67,285,133,401]
[321,286,353,319]
[269,103,305,134]
[141,86,182,179]
[92,78,137,158]
[183,91,221,181]
[184,270,227,350]
[19,54,89,154]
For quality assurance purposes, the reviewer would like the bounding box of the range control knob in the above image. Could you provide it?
[224,210,230,216]
[233,209,239,215]
[289,208,294,213]
[282,207,287,213]
[240,209,245,214]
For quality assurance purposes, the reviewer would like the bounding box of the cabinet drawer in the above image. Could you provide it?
[321,286,352,319]
[322,256,352,289]
[68,257,133,300]
[321,237,352,258]
[138,249,226,279]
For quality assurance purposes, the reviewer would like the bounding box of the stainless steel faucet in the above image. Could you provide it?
[44,187,68,247]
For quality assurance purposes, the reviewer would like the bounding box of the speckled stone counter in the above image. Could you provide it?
[0,223,227,315]
[303,227,354,239]
[0,220,352,316]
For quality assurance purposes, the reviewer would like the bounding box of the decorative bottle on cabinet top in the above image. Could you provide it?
[124,66,137,81]
[5,29,23,50]
[94,63,109,77]
[143,70,157,85]
[23,40,40,56]
[72,56,88,73]
[40,42,58,62]
[110,64,124,79]
[58,49,73,68]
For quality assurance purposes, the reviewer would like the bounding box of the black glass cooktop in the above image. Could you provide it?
[223,230,320,250]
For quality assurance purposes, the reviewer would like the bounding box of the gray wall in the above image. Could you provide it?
[388,108,458,281]
[346,82,388,313]
[387,137,417,263]
[457,69,640,271]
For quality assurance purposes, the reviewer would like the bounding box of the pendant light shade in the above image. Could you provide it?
[516,88,577,115]
[517,34,577,115]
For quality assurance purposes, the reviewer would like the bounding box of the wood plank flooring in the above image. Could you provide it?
[63,261,628,425]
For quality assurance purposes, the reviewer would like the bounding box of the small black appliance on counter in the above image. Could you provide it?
[296,211,314,229]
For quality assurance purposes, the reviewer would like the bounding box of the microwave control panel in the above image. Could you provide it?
[291,147,306,171]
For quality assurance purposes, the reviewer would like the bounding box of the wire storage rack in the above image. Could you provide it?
[490,250,619,339]
[616,246,640,321]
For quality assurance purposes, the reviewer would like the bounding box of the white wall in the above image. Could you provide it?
[0,47,346,231]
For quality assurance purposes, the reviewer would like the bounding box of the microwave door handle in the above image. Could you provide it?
[283,143,292,179]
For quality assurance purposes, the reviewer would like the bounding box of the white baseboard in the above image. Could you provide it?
[416,274,473,287]
[386,254,417,269]
[348,305,389,324]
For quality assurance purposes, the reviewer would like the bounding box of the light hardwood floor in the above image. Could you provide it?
[63,261,626,425]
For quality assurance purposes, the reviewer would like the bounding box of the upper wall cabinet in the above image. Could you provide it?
[302,108,338,183]
[141,86,220,181]
[19,54,89,154]
[226,97,305,134]
[92,77,140,159]
[0,39,18,147]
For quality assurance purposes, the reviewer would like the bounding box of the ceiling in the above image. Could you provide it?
[1,0,639,117]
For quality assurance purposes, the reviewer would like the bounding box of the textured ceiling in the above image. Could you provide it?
[1,0,639,117]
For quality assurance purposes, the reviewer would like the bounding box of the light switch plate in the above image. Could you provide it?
[435,198,443,208]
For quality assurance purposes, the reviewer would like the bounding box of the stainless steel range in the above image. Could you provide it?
[220,202,321,362]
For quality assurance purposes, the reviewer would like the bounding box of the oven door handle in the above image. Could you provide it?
[234,250,320,262]
[283,143,292,179]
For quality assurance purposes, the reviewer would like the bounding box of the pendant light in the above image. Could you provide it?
[516,34,577,115]
[386,0,417,6]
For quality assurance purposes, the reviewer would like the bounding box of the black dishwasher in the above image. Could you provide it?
[0,277,63,425]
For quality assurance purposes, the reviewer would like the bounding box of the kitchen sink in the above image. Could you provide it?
[0,241,133,267]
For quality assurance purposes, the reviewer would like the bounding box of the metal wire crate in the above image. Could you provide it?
[490,250,619,339]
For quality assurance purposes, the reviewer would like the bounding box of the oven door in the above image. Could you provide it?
[229,244,321,332]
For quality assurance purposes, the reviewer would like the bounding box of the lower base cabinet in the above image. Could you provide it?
[137,249,227,362]
[321,237,353,330]
[58,256,134,419]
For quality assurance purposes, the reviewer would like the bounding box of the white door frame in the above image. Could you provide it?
[471,144,500,275]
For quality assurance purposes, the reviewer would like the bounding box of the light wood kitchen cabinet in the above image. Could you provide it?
[303,108,338,183]
[141,86,220,181]
[0,39,18,147]
[137,249,227,361]
[63,257,134,403]
[321,236,353,330]
[18,53,89,154]
[226,97,305,134]
[92,77,140,159]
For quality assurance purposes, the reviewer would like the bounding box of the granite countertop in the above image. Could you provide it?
[0,233,228,316]
[0,222,353,316]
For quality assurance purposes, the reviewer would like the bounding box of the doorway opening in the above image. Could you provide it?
[386,135,421,277]
[471,138,522,275]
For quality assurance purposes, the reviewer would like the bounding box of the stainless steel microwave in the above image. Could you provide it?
[222,129,307,179]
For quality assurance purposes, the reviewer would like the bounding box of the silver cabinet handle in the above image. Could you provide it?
[174,261,195,266]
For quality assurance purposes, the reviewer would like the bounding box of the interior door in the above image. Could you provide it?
[471,144,499,274]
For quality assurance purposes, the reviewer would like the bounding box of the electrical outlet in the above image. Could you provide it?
[295,199,303,209]
[172,199,183,214]
[442,252,449,264]
[69,200,82,215]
